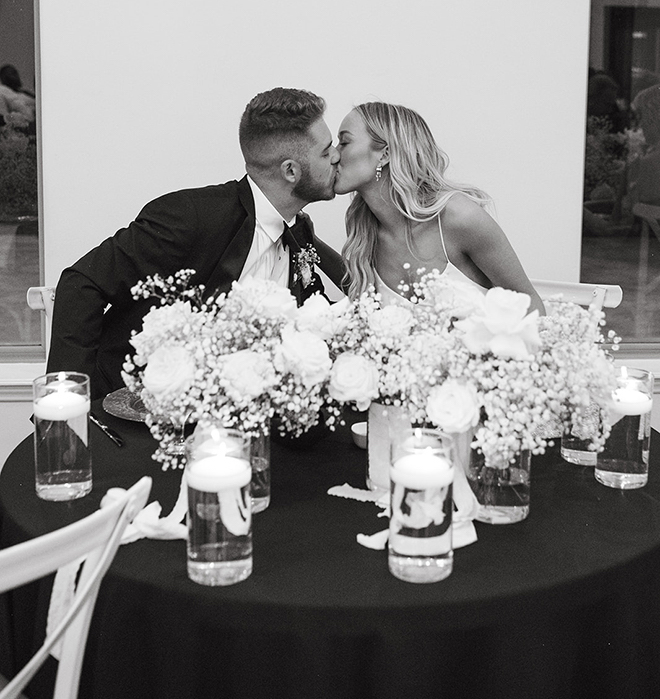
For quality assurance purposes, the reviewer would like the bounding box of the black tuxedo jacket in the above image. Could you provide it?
[47,176,332,399]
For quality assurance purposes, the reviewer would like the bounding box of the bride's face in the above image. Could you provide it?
[334,110,386,195]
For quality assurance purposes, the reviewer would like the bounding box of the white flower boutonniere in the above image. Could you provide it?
[293,244,321,288]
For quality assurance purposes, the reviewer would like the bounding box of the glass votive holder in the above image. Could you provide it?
[388,428,454,583]
[32,371,92,501]
[595,367,654,489]
[250,429,270,514]
[561,402,601,466]
[185,425,252,586]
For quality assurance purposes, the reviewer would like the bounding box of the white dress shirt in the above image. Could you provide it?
[239,177,295,286]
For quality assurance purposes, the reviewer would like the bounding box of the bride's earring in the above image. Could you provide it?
[375,164,382,182]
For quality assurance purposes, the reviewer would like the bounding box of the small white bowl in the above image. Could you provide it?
[351,422,367,449]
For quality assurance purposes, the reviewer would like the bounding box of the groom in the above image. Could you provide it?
[46,87,344,400]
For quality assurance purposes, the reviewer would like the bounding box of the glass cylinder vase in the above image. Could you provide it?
[250,429,271,513]
[467,447,531,524]
[367,402,412,492]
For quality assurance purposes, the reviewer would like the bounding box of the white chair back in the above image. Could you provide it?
[26,286,55,320]
[531,279,623,310]
[0,477,152,699]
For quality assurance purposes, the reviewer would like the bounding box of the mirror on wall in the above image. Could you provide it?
[581,1,660,344]
[0,0,40,355]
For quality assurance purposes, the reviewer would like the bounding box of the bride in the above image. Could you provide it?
[334,101,545,314]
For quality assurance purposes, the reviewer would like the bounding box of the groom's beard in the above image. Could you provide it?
[293,163,336,203]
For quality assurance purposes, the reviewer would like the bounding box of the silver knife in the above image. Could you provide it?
[90,412,124,447]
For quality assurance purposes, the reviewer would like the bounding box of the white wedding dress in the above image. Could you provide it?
[374,214,487,304]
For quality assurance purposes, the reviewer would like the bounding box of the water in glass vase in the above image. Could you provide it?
[595,412,651,489]
[250,431,270,513]
[250,455,270,513]
[187,456,252,586]
[468,449,531,524]
[33,410,92,501]
[388,446,454,583]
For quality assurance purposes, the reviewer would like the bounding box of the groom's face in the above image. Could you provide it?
[292,118,339,203]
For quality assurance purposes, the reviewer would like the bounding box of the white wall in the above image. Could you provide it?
[38,0,590,287]
[0,392,34,468]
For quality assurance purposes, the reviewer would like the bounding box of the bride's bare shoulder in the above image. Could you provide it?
[441,193,492,236]
[442,192,484,218]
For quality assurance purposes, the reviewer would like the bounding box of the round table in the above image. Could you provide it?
[1,407,660,699]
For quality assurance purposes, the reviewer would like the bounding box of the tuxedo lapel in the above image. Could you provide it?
[204,177,256,298]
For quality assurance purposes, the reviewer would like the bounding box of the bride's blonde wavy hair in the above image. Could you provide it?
[341,102,491,299]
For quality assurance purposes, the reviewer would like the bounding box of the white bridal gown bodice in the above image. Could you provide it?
[374,213,487,307]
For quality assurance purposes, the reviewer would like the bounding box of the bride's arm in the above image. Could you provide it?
[441,195,546,316]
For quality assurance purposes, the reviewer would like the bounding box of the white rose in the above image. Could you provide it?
[220,350,276,402]
[232,277,297,319]
[455,287,540,359]
[295,294,332,336]
[275,325,332,387]
[426,379,481,433]
[260,285,298,318]
[295,294,351,340]
[329,295,352,316]
[142,344,195,397]
[481,288,533,334]
[443,281,486,320]
[368,305,414,337]
[130,300,195,356]
[328,353,380,410]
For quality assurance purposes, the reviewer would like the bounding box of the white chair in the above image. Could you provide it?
[0,476,152,699]
[531,278,623,310]
[26,286,55,320]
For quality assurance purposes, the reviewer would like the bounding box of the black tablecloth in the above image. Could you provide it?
[1,407,660,699]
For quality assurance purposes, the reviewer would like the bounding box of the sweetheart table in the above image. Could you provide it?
[1,403,660,699]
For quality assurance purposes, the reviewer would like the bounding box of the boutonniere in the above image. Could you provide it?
[293,244,321,288]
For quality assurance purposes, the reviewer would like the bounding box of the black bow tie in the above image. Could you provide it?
[281,218,304,251]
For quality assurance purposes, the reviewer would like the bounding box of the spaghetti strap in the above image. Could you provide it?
[374,197,488,306]
[437,190,460,264]
[437,215,449,262]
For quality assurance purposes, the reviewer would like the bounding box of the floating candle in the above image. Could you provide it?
[391,450,453,490]
[187,455,251,492]
[193,436,245,459]
[611,386,653,417]
[33,391,90,421]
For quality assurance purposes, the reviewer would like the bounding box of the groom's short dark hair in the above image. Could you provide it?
[239,87,326,171]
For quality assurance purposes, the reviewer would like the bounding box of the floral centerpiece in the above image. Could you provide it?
[318,269,620,521]
[122,270,359,469]
[123,265,619,522]
[326,270,618,464]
